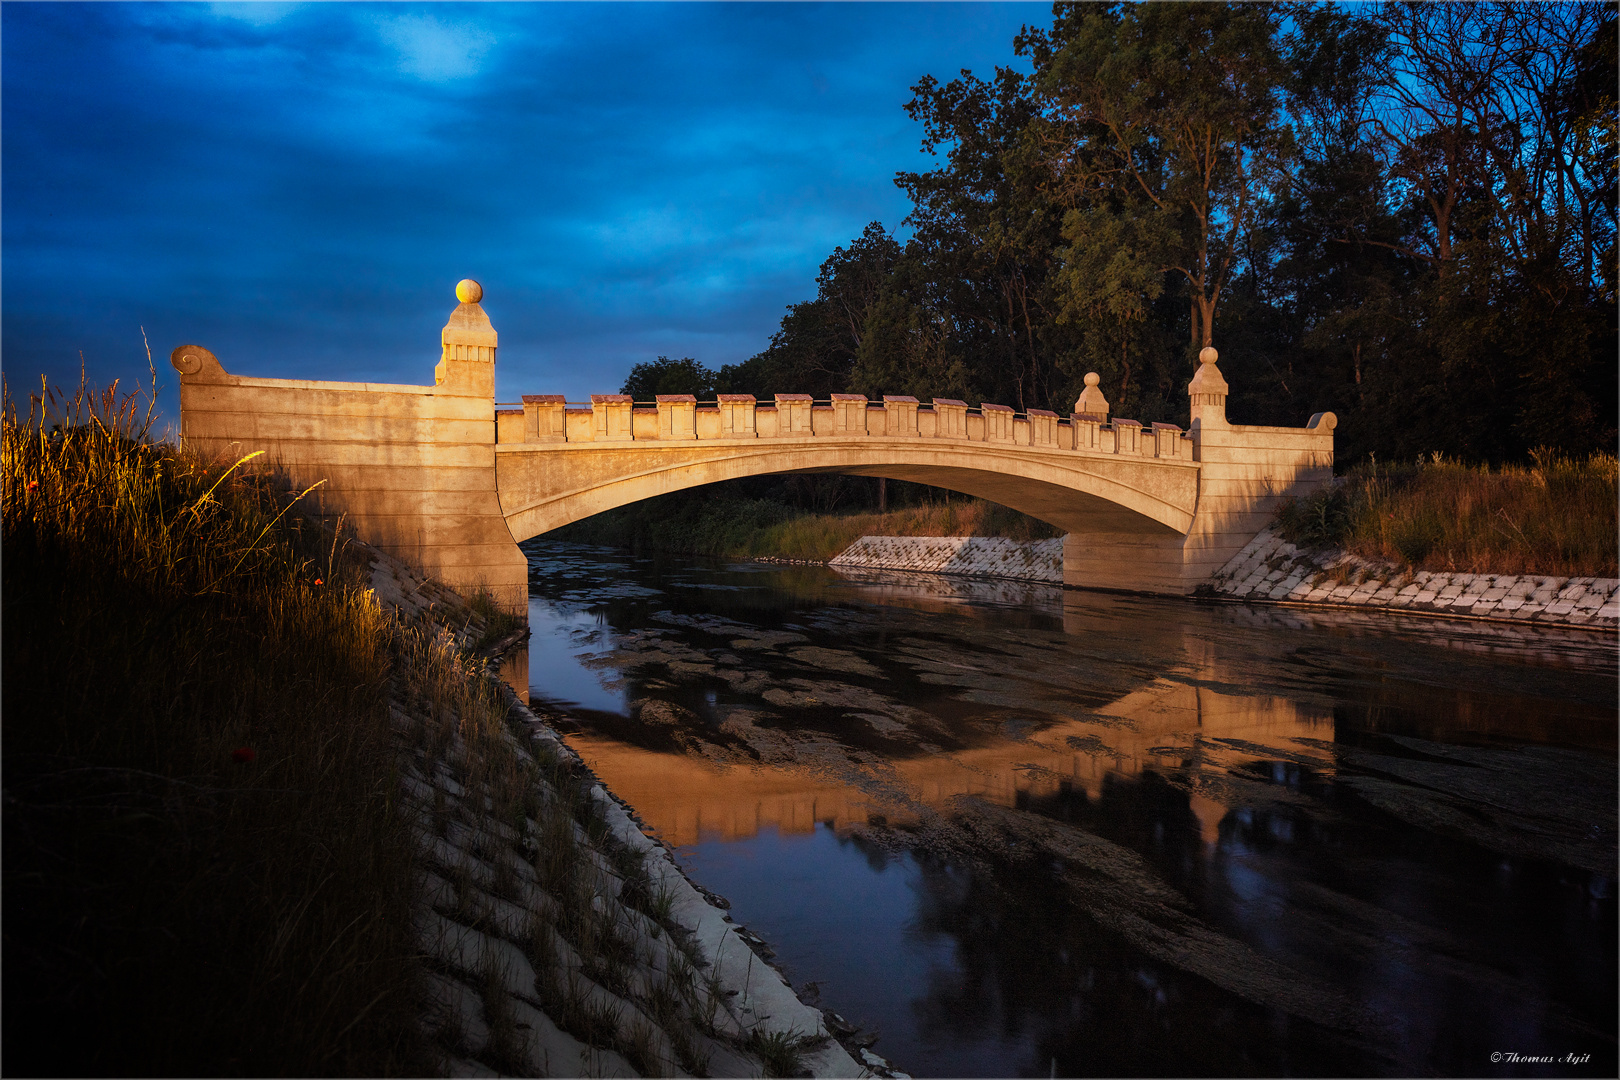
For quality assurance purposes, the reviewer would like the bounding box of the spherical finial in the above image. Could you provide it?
[1199,346,1218,365]
[1084,372,1100,387]
[455,279,483,304]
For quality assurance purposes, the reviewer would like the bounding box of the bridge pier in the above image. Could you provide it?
[171,283,1334,616]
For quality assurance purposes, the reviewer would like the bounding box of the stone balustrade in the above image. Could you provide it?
[494,388,1194,460]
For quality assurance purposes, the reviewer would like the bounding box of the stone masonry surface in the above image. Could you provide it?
[361,544,881,1078]
[827,532,1616,632]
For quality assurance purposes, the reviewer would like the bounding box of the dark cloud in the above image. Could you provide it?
[3,1,1044,423]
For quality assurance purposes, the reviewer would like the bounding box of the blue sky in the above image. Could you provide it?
[3,1,1048,424]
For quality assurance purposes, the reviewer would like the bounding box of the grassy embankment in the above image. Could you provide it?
[0,375,505,1075]
[553,487,1063,562]
[1274,452,1618,578]
[2,374,792,1077]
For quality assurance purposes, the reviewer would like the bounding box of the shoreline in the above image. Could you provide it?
[806,532,1618,633]
[365,542,881,1079]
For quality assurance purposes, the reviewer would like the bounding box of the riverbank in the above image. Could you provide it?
[820,532,1618,631]
[364,542,872,1078]
[1,382,872,1078]
[1205,527,1620,630]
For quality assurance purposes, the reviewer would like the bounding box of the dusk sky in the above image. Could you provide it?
[3,1,1049,427]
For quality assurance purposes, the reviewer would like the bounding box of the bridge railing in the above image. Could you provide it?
[494,390,1193,461]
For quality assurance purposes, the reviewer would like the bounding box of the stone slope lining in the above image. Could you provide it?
[825,531,1616,631]
[363,545,867,1078]
[830,535,1063,583]
[1207,528,1619,630]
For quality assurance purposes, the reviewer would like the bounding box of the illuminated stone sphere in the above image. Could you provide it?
[456,279,483,304]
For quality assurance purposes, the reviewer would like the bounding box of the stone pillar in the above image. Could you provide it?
[1072,414,1103,450]
[830,394,867,434]
[932,399,968,438]
[1187,347,1228,432]
[656,395,697,439]
[435,278,497,397]
[1073,372,1109,421]
[591,394,634,441]
[981,402,1015,443]
[882,395,920,436]
[717,394,757,437]
[1113,418,1142,454]
[775,394,813,435]
[1151,422,1184,459]
[1028,408,1059,447]
[523,395,566,442]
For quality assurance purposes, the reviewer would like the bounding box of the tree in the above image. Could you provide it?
[1021,2,1294,355]
[620,356,717,400]
[889,64,1068,411]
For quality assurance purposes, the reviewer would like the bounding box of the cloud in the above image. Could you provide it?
[2,1,1047,422]
[373,12,498,82]
[208,2,300,27]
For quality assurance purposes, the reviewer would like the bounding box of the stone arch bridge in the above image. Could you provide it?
[172,283,1335,613]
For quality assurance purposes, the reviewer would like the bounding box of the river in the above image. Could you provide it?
[503,540,1617,1078]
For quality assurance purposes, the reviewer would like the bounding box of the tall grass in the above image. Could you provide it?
[2,375,429,1075]
[553,488,1062,562]
[1275,452,1619,577]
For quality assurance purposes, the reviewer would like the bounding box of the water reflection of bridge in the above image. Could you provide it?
[563,669,1334,850]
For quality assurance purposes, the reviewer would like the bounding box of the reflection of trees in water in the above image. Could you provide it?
[897,780,1372,1078]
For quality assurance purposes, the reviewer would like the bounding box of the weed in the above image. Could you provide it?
[747,1027,819,1078]
[1275,453,1618,576]
[2,372,430,1074]
[479,961,529,1075]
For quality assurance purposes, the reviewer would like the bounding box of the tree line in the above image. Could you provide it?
[625,0,1615,467]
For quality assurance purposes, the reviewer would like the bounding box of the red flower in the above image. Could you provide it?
[313,578,324,586]
[231,747,256,764]
[26,480,38,490]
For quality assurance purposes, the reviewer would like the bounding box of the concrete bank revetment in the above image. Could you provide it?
[827,532,1618,632]
[362,545,873,1079]
[1207,528,1619,631]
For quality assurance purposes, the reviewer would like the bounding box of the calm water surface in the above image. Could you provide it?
[509,541,1617,1078]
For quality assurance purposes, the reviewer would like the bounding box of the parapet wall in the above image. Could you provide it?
[170,284,527,610]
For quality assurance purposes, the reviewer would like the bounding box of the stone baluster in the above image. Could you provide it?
[656,395,697,440]
[882,395,920,436]
[717,394,757,437]
[775,394,813,435]
[591,394,634,441]
[932,399,968,438]
[830,394,867,434]
[435,279,497,397]
[981,402,1015,443]
[523,395,567,442]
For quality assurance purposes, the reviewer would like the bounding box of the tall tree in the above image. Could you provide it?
[1020,2,1294,356]
[886,64,1068,410]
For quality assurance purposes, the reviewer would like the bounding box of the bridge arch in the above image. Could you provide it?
[495,439,1199,545]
